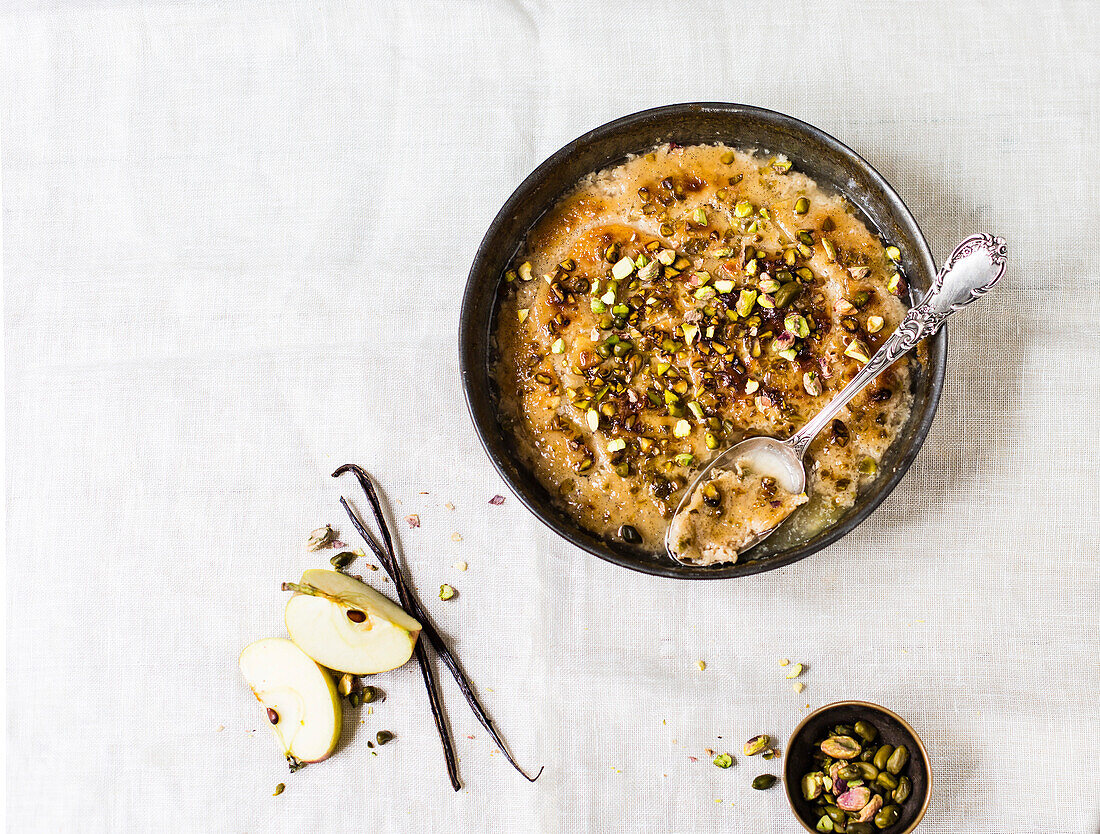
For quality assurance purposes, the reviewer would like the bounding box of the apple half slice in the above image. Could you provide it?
[284,569,422,675]
[239,638,341,765]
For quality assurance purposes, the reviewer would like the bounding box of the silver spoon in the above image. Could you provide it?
[666,234,1008,564]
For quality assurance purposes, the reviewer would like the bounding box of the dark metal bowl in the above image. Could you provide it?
[459,103,945,579]
[783,700,932,833]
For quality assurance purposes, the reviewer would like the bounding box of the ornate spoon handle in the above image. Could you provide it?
[788,234,1007,457]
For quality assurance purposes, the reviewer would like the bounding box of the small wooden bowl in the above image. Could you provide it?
[783,701,931,833]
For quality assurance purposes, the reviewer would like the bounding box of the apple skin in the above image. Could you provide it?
[239,638,341,764]
[284,569,422,675]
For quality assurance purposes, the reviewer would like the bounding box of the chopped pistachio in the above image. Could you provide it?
[793,681,805,693]
[759,277,781,293]
[705,432,720,450]
[656,248,677,265]
[803,371,822,396]
[692,207,708,225]
[821,237,837,261]
[451,532,463,542]
[888,273,903,296]
[844,340,871,363]
[586,409,600,431]
[676,453,695,466]
[757,293,776,310]
[794,196,810,215]
[713,752,733,768]
[681,323,700,344]
[866,315,885,333]
[785,313,810,338]
[735,289,758,317]
[637,260,659,281]
[601,288,617,305]
[551,338,565,354]
[778,347,798,361]
[504,269,517,282]
[697,659,707,671]
[453,561,468,571]
[590,299,606,314]
[785,662,804,679]
[714,279,734,294]
[834,299,857,316]
[720,151,736,164]
[734,200,754,217]
[273,783,286,796]
[607,438,626,453]
[612,256,636,280]
[886,245,901,262]
[694,286,716,300]
[687,401,705,420]
[779,658,790,666]
[439,584,456,601]
[307,525,339,551]
[518,261,533,281]
[673,419,691,438]
[744,379,760,394]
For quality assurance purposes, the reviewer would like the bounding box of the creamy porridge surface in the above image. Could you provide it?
[492,144,915,560]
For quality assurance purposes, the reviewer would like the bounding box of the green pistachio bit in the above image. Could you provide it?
[306,525,339,551]
[778,347,798,361]
[518,261,533,281]
[590,299,606,314]
[858,456,878,475]
[820,736,861,759]
[694,286,716,300]
[866,315,884,334]
[376,730,394,746]
[758,277,780,293]
[705,432,720,450]
[439,584,456,601]
[797,242,814,258]
[551,338,565,354]
[886,745,909,774]
[772,158,792,172]
[637,260,659,281]
[886,245,901,262]
[803,371,822,396]
[656,361,671,375]
[758,207,770,218]
[687,401,705,420]
[681,323,699,344]
[796,266,814,281]
[816,816,834,833]
[735,289,758,317]
[709,751,734,768]
[606,438,626,453]
[821,237,837,261]
[504,269,517,283]
[611,303,630,317]
[612,256,636,280]
[873,744,894,771]
[874,806,900,828]
[803,773,825,801]
[799,230,815,246]
[785,313,810,338]
[330,551,356,569]
[893,776,912,803]
[794,197,810,215]
[743,734,770,756]
[673,419,691,438]
[586,409,600,431]
[758,293,776,310]
[774,282,802,308]
[852,289,871,307]
[734,200,754,217]
[675,453,694,467]
[751,774,777,790]
[746,220,760,234]
[888,273,903,296]
[273,783,285,796]
[692,207,708,225]
[854,721,879,743]
[784,247,797,266]
[744,379,759,394]
[714,279,734,294]
[844,340,871,363]
[745,258,759,276]
[720,151,736,164]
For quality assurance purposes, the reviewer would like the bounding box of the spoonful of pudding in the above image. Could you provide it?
[666,234,1007,566]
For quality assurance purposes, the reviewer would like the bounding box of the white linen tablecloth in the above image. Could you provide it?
[4,1,1099,831]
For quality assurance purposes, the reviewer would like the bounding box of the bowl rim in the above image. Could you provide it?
[459,102,946,579]
[782,699,933,833]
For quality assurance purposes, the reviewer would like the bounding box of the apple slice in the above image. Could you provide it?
[239,638,341,766]
[284,569,422,675]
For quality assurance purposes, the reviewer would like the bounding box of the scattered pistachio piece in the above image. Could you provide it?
[743,735,770,756]
[306,525,339,551]
[744,379,760,394]
[779,658,790,667]
[517,308,529,323]
[439,584,456,601]
[785,662,804,679]
[734,200,755,217]
[885,245,901,262]
[451,532,463,542]
[844,340,871,363]
[673,419,691,438]
[551,338,565,354]
[713,752,733,768]
[794,196,810,215]
[697,660,707,671]
[518,261,533,281]
[273,783,285,796]
[793,681,805,693]
[612,256,636,280]
[866,315,884,333]
[693,207,708,225]
[586,408,600,431]
[376,730,394,746]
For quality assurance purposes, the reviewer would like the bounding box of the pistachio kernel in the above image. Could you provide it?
[866,315,884,333]
[713,752,733,768]
[439,583,456,601]
[743,734,770,756]
[794,196,810,215]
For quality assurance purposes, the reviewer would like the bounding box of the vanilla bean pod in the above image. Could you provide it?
[331,487,460,791]
[333,465,543,782]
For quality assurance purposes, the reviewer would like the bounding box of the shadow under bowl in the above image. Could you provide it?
[459,103,946,579]
[783,700,932,833]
